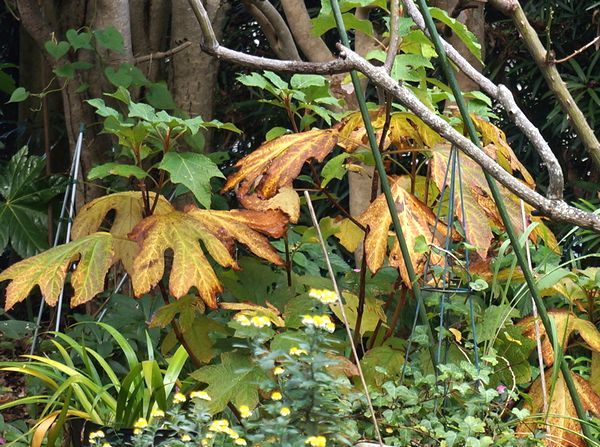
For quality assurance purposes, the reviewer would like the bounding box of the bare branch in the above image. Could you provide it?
[553,36,600,64]
[488,0,600,170]
[280,0,333,62]
[402,0,565,201]
[383,0,401,74]
[243,0,301,61]
[184,0,600,232]
[134,41,192,64]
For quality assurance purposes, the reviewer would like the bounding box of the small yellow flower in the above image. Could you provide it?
[271,391,283,400]
[280,407,291,416]
[201,439,209,446]
[151,409,165,418]
[235,439,248,446]
[133,429,142,435]
[309,288,338,304]
[250,315,271,328]
[234,314,251,326]
[180,434,192,442]
[239,405,252,418]
[208,419,230,432]
[301,315,315,326]
[190,390,212,401]
[289,346,308,356]
[385,427,393,434]
[89,430,106,442]
[305,435,327,447]
[133,418,148,429]
[101,443,112,447]
[205,432,214,439]
[225,428,239,439]
[273,366,285,375]
[173,392,187,404]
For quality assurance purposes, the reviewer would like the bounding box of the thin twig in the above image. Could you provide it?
[383,0,401,74]
[134,41,193,64]
[304,191,384,447]
[553,36,600,64]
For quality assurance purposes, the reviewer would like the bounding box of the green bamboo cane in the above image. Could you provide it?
[413,0,592,443]
[329,0,437,368]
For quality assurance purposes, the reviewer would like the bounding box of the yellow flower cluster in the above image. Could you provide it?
[301,314,335,333]
[270,391,283,400]
[305,435,327,447]
[132,417,149,434]
[234,313,272,328]
[190,390,212,401]
[206,419,247,445]
[173,392,187,404]
[289,346,308,356]
[280,407,291,416]
[273,366,285,375]
[239,405,252,418]
[308,288,338,304]
[88,430,105,444]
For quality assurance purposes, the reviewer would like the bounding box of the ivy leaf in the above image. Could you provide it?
[44,41,70,60]
[94,26,124,52]
[0,232,114,310]
[0,147,66,258]
[519,310,600,366]
[87,162,148,181]
[65,29,93,51]
[7,87,29,103]
[157,152,224,209]
[223,129,338,199]
[129,207,286,308]
[190,351,267,413]
[71,192,174,276]
[518,370,600,447]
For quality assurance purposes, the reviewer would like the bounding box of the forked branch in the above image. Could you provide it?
[185,0,600,233]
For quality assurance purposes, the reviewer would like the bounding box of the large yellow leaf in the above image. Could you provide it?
[129,207,286,307]
[518,370,600,447]
[222,129,338,199]
[72,192,174,275]
[0,232,114,310]
[519,310,600,366]
[236,186,300,223]
[359,177,446,285]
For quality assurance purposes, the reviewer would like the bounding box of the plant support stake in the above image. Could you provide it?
[414,0,593,443]
[329,0,438,367]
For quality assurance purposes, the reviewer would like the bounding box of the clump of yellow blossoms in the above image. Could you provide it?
[234,313,272,328]
[301,314,335,333]
[88,430,105,444]
[273,366,285,375]
[151,409,165,418]
[270,391,283,400]
[190,390,212,400]
[280,407,291,416]
[308,288,338,304]
[305,435,327,446]
[133,417,148,435]
[239,405,252,418]
[173,392,187,404]
[289,346,308,356]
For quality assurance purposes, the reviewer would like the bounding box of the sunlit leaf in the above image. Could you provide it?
[237,186,300,224]
[330,291,386,335]
[222,129,338,199]
[71,192,174,276]
[220,301,285,327]
[0,233,114,310]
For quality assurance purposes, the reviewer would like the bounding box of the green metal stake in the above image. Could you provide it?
[329,0,437,368]
[414,0,593,443]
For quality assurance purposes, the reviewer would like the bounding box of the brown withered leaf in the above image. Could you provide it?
[222,129,338,199]
[0,232,114,310]
[129,207,286,307]
[430,143,556,258]
[72,192,174,276]
[359,177,446,285]
[517,369,600,447]
[237,186,300,223]
[519,310,600,366]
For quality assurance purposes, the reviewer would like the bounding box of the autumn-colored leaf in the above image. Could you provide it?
[0,232,114,310]
[236,186,300,223]
[222,128,338,199]
[129,207,286,307]
[359,177,446,285]
[519,310,600,366]
[72,192,174,276]
[518,370,600,447]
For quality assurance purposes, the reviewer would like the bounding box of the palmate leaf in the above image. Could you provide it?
[0,147,66,258]
[129,206,286,308]
[359,177,447,285]
[430,143,556,259]
[237,186,301,224]
[0,232,114,310]
[518,370,600,447]
[519,310,600,366]
[222,128,338,203]
[191,351,267,414]
[72,192,174,276]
